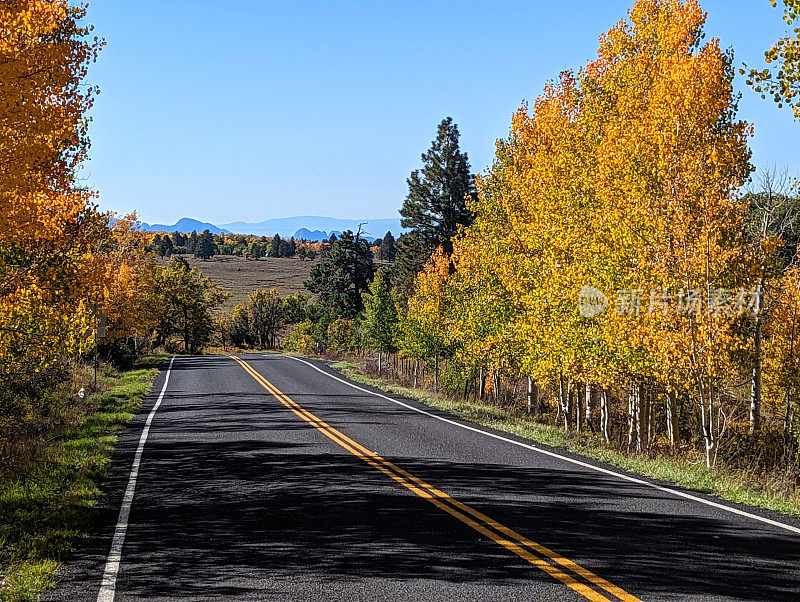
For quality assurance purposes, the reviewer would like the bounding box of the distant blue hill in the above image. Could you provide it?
[140,215,404,239]
[141,217,229,235]
[220,216,403,239]
[294,228,340,242]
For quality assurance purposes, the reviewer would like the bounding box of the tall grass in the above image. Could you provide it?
[0,358,162,601]
[332,359,800,518]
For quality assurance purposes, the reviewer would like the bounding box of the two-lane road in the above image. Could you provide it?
[48,354,800,600]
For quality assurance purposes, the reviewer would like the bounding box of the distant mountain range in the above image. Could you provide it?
[139,216,404,242]
[141,217,230,235]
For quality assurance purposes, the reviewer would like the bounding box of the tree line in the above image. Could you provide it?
[387,0,799,475]
[146,229,398,263]
[4,0,800,485]
[266,0,800,479]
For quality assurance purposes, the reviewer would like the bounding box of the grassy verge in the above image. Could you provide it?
[0,357,165,601]
[332,360,800,518]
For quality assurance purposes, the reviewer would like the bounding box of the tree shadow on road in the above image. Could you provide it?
[44,356,800,601]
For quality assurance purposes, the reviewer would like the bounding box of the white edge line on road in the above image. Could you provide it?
[287,355,800,536]
[97,356,175,602]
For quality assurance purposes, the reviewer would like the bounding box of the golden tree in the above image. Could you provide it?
[426,0,755,462]
[0,1,104,376]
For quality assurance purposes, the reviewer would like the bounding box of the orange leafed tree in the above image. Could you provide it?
[0,1,105,376]
[587,0,753,465]
[405,0,758,465]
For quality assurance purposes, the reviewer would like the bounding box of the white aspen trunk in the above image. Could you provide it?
[527,377,538,415]
[666,388,679,448]
[434,356,439,393]
[378,352,382,373]
[627,387,636,448]
[700,382,716,469]
[492,371,499,402]
[638,385,648,451]
[555,388,563,425]
[636,385,649,449]
[585,382,592,423]
[576,382,585,434]
[600,388,610,444]
[479,367,485,400]
[750,276,766,435]
[527,377,532,414]
[785,318,797,434]
[413,360,418,388]
[565,381,574,431]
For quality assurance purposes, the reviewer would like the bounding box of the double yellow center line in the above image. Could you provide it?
[231,355,639,602]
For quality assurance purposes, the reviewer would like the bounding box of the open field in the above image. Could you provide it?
[177,255,316,311]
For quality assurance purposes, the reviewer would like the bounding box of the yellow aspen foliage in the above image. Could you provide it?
[0,1,105,376]
[589,1,752,379]
[763,268,800,430]
[415,0,758,465]
[399,247,455,362]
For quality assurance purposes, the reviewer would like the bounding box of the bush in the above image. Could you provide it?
[283,320,315,355]
[99,337,150,371]
[327,318,358,353]
[229,305,255,347]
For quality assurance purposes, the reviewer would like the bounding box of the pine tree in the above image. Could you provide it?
[172,231,187,247]
[195,229,216,261]
[268,233,283,257]
[248,241,264,259]
[160,234,174,258]
[305,230,374,318]
[377,231,397,262]
[396,117,476,294]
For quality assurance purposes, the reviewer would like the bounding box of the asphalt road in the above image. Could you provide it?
[47,354,800,601]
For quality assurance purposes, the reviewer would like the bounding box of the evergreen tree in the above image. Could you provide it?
[248,241,264,259]
[188,230,198,254]
[172,231,187,247]
[195,229,216,260]
[377,231,397,262]
[159,234,174,258]
[305,230,374,318]
[267,233,283,257]
[396,117,476,294]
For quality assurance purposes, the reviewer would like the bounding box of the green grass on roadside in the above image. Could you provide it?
[332,360,800,518]
[0,357,164,602]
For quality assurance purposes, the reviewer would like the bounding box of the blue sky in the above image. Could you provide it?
[83,1,800,225]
